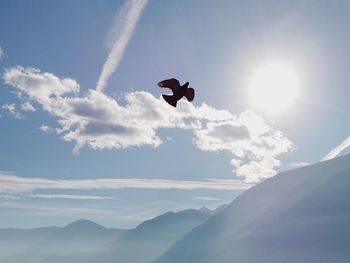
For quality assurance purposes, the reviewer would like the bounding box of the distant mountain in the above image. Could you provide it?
[63,219,108,232]
[49,219,120,241]
[199,204,228,216]
[37,219,125,257]
[0,227,60,260]
[153,154,350,263]
[98,208,212,263]
[0,207,216,263]
[0,220,126,263]
[199,206,213,215]
[212,203,228,214]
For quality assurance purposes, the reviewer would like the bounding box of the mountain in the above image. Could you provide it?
[153,154,350,263]
[199,206,214,215]
[99,208,212,263]
[212,203,228,214]
[199,204,228,216]
[0,226,60,260]
[36,219,125,256]
[0,207,214,263]
[62,219,108,233]
[48,219,122,241]
[0,220,126,263]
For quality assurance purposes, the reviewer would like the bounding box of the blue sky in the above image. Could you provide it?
[1,0,350,228]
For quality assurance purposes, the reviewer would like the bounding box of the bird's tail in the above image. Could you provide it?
[162,95,178,107]
[185,88,195,102]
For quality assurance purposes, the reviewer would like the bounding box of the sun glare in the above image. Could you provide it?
[249,63,299,113]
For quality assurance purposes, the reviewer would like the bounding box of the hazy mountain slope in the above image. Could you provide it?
[0,227,60,259]
[39,219,124,254]
[0,208,212,263]
[0,220,126,263]
[153,154,350,263]
[99,208,212,263]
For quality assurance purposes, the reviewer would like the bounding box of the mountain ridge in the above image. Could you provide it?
[97,207,213,263]
[153,154,350,263]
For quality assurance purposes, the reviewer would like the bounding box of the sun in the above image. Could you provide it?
[248,63,299,113]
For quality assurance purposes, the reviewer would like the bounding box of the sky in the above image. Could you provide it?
[1,0,350,229]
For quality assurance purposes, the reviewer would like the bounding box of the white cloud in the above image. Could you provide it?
[96,0,148,92]
[233,157,281,183]
[28,194,114,200]
[3,66,79,113]
[0,172,252,194]
[195,111,294,182]
[3,66,294,182]
[39,124,55,133]
[321,136,350,161]
[21,101,36,112]
[1,103,23,119]
[288,162,311,168]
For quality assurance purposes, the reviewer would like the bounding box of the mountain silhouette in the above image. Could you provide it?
[153,154,350,263]
[0,207,215,263]
[99,208,212,263]
[0,220,126,263]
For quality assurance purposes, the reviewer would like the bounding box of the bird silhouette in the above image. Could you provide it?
[157,78,195,107]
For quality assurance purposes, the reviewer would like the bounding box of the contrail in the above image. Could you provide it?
[96,0,148,92]
[322,135,350,161]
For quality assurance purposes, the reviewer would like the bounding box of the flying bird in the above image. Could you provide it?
[158,78,195,107]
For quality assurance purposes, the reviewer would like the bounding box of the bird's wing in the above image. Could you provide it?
[185,88,195,102]
[157,78,180,93]
[162,94,178,107]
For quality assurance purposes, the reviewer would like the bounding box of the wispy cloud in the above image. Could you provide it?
[194,196,220,201]
[96,0,148,92]
[0,172,252,194]
[39,124,55,133]
[0,193,19,200]
[321,136,350,161]
[21,101,36,112]
[288,161,311,168]
[1,103,23,119]
[28,194,114,200]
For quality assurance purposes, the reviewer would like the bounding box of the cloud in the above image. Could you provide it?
[0,194,19,200]
[0,172,252,194]
[232,157,281,183]
[321,136,350,161]
[96,0,148,92]
[3,66,294,182]
[21,101,36,112]
[1,103,23,119]
[193,112,292,157]
[288,161,311,168]
[28,194,115,200]
[39,124,55,133]
[194,111,294,182]
[3,66,80,112]
[194,196,220,201]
